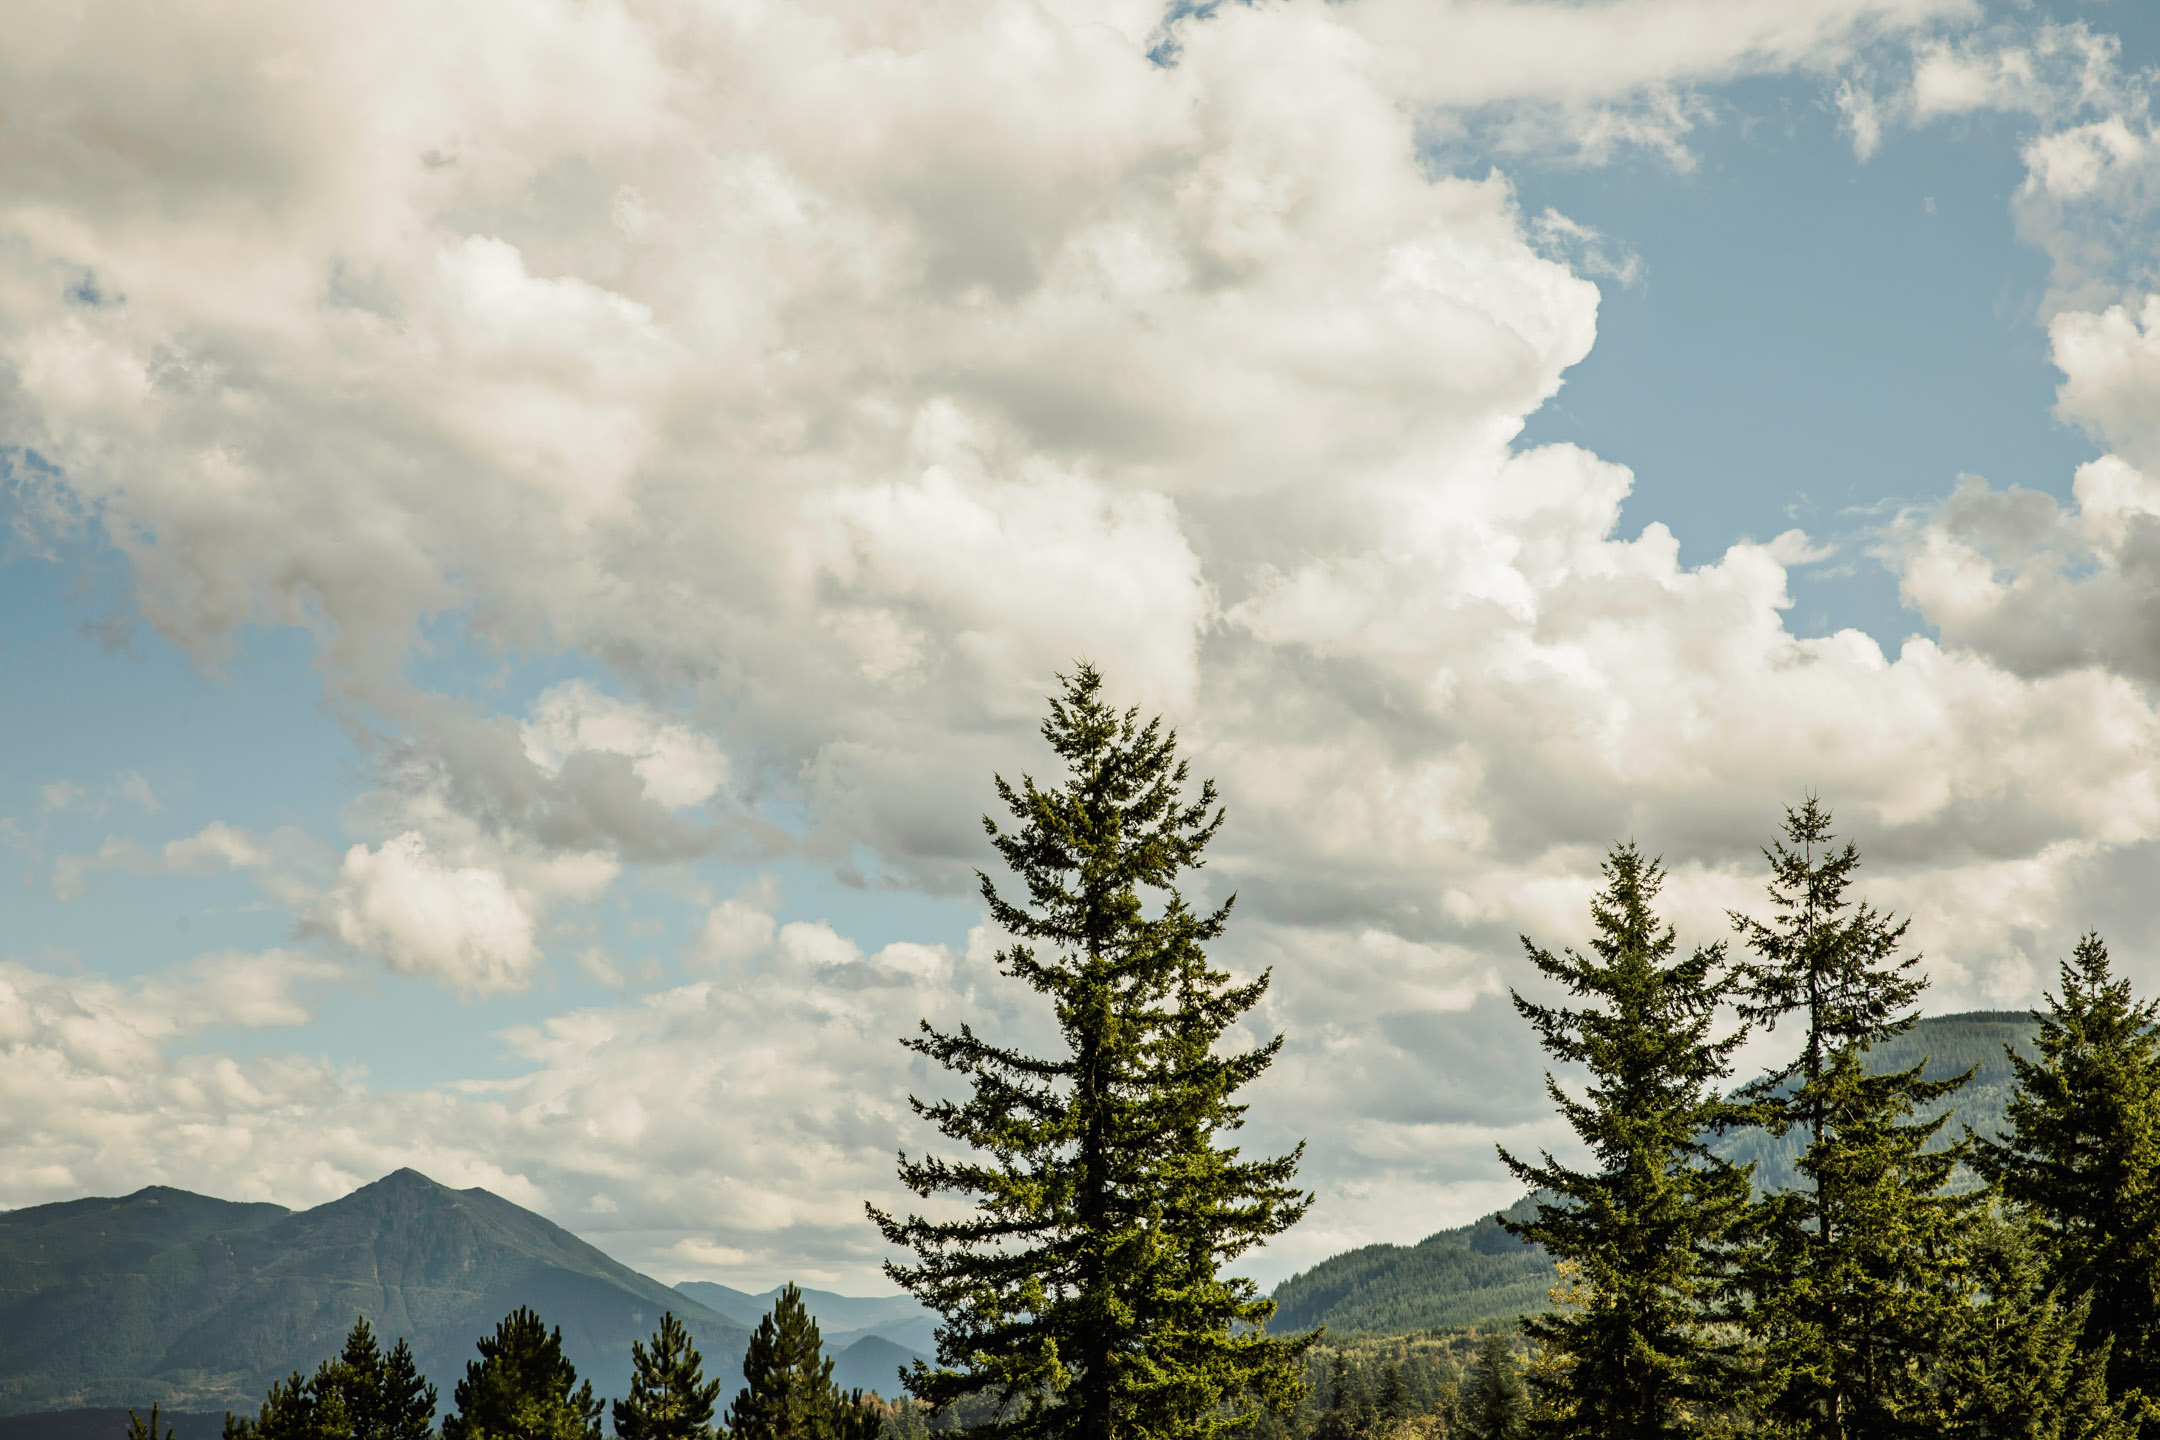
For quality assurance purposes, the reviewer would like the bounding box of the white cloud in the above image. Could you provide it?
[696,897,778,969]
[11,0,2160,1282]
[52,820,274,900]
[0,922,998,1287]
[522,681,729,810]
[316,831,541,995]
[1891,289,2160,689]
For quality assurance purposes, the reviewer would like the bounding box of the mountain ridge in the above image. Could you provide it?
[0,1168,748,1417]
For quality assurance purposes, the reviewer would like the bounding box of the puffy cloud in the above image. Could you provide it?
[1893,294,2160,687]
[314,832,542,994]
[696,896,778,970]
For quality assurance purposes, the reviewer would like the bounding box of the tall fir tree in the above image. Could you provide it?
[615,1312,723,1440]
[1499,843,1754,1439]
[1978,932,2160,1401]
[441,1307,603,1440]
[224,1318,438,1440]
[869,665,1312,1440]
[1730,798,1980,1439]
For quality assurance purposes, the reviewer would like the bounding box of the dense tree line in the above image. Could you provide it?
[133,670,2160,1440]
[1499,798,2160,1438]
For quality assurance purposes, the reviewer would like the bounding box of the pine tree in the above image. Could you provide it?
[224,1318,438,1440]
[869,665,1312,1440]
[441,1307,603,1440]
[1457,1336,1528,1440]
[1979,932,2160,1400]
[615,1312,723,1440]
[1937,1207,2138,1440]
[727,1285,873,1440]
[1498,843,1753,1439]
[1730,798,1980,1439]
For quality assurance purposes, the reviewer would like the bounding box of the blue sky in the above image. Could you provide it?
[6,0,2160,1289]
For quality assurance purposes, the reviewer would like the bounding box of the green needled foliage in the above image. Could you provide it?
[1979,932,2160,1401]
[441,1307,603,1440]
[616,1312,724,1440]
[1498,843,1754,1440]
[869,664,1313,1440]
[223,1318,438,1440]
[1731,798,1981,1439]
[1457,1336,1528,1440]
[1938,1208,2139,1440]
[727,1284,877,1440]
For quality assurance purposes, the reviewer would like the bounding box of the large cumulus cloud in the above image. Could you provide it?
[8,0,2157,1285]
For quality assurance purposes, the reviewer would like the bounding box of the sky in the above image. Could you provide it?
[5,0,2160,1294]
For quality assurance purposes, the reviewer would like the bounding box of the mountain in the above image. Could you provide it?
[1267,1011,2041,1336]
[0,1169,747,1417]
[672,1281,935,1351]
[1714,1009,2037,1191]
[675,1282,936,1388]
[830,1336,923,1399]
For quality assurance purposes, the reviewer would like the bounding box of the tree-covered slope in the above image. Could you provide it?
[0,1169,746,1417]
[1268,1197,1553,1336]
[1268,1011,2040,1337]
[1711,1010,2036,1190]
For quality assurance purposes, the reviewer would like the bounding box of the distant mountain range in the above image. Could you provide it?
[0,1168,930,1422]
[1266,1011,2040,1336]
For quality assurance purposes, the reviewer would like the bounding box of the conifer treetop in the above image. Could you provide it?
[1731,796,1923,1099]
[615,1311,722,1440]
[980,661,1227,968]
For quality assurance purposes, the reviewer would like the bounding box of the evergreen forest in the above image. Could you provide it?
[125,668,2160,1440]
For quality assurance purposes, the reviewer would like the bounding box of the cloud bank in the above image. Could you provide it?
[7,0,2160,1285]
